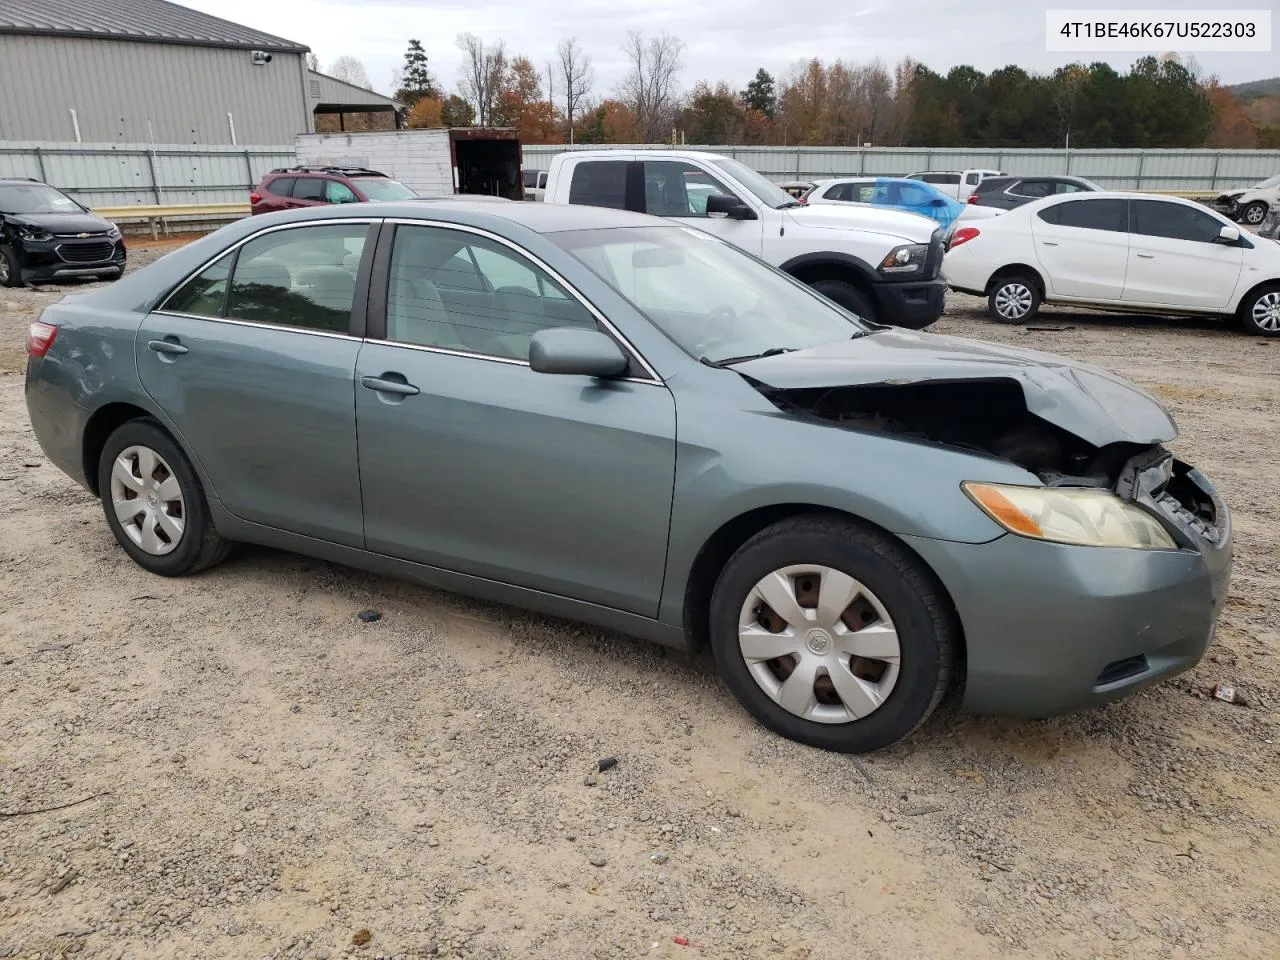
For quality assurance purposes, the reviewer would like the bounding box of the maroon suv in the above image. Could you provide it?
[250,166,417,215]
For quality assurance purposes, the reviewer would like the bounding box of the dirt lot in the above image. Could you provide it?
[0,239,1277,960]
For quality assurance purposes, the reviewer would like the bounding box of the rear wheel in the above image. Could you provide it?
[708,515,956,753]
[0,246,22,288]
[1241,202,1268,226]
[1240,285,1280,337]
[987,274,1040,324]
[97,419,232,576]
[809,279,877,323]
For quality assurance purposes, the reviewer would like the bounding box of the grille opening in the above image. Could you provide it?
[58,242,115,263]
[1096,655,1149,686]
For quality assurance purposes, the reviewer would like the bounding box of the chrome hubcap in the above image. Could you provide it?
[1253,292,1280,332]
[738,565,901,724]
[1245,205,1266,224]
[109,445,185,556]
[994,283,1033,320]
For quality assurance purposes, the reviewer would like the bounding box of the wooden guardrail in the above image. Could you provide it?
[91,203,250,239]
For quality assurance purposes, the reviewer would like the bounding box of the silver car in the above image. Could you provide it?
[25,200,1232,752]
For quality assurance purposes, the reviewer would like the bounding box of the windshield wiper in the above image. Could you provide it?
[702,346,795,368]
[776,200,803,209]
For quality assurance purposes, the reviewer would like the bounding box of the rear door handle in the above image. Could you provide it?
[1137,253,1155,259]
[147,339,188,356]
[1041,240,1059,246]
[361,375,419,397]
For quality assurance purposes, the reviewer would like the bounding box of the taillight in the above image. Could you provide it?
[967,194,980,204]
[27,320,57,357]
[950,227,980,249]
[250,192,261,204]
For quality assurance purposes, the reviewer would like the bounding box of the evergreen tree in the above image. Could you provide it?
[741,68,776,119]
[395,40,439,106]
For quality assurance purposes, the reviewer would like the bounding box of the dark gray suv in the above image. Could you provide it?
[968,175,1100,209]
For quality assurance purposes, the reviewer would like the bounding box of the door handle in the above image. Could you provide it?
[147,339,188,356]
[1136,253,1155,259]
[361,375,419,397]
[1040,240,1060,246]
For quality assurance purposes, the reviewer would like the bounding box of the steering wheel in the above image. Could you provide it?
[690,304,740,356]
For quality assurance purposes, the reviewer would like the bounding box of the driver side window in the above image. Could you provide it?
[642,161,736,218]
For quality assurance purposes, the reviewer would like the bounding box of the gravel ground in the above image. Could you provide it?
[0,238,1277,960]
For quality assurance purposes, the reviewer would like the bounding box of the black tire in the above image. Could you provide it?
[97,418,232,576]
[987,273,1041,324]
[1241,202,1269,227]
[708,515,956,753]
[0,245,22,288]
[1239,284,1280,337]
[809,279,878,323]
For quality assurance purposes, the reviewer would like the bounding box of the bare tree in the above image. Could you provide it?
[557,37,594,143]
[328,55,371,89]
[457,33,508,127]
[618,31,685,142]
[306,52,319,72]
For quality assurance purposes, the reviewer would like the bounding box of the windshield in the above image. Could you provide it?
[356,178,416,201]
[552,225,869,364]
[710,158,798,210]
[0,183,82,215]
[1255,174,1280,190]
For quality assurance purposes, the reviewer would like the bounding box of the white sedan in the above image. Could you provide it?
[942,192,1280,336]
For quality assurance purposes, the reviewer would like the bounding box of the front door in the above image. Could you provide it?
[1122,199,1244,309]
[1031,197,1130,301]
[137,221,374,546]
[354,222,677,616]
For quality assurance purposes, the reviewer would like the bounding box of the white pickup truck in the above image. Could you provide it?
[543,149,947,328]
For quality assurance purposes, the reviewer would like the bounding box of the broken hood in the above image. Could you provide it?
[734,327,1177,448]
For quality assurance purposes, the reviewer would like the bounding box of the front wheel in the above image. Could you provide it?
[708,516,956,753]
[1241,202,1269,226]
[1240,285,1280,337]
[97,419,232,576]
[809,279,877,323]
[0,246,22,288]
[987,274,1041,324]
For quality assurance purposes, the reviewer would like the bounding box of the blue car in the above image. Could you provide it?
[803,177,1001,236]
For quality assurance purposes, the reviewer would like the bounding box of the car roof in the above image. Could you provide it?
[249,197,662,233]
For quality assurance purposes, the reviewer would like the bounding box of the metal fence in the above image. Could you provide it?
[522,145,1280,192]
[0,141,295,208]
[3,140,1278,207]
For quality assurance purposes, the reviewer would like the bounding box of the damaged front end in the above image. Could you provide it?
[751,376,1225,545]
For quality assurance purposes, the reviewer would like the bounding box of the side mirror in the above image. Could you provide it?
[705,194,757,221]
[529,327,629,378]
[1217,225,1241,244]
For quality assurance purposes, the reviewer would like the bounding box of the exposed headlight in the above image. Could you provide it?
[18,225,54,242]
[963,482,1177,550]
[879,243,929,275]
[106,224,121,239]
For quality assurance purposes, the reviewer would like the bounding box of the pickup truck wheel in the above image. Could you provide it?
[1241,202,1268,226]
[709,515,956,753]
[988,275,1040,324]
[809,279,877,323]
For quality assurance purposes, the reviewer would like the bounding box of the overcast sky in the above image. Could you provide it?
[186,0,1275,96]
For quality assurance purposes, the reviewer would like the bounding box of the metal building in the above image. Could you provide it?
[0,0,326,145]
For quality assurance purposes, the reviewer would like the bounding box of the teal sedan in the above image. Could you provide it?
[25,201,1230,753]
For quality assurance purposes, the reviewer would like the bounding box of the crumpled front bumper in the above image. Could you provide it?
[904,460,1231,718]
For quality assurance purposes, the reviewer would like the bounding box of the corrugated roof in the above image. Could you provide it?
[309,71,401,109]
[0,0,307,52]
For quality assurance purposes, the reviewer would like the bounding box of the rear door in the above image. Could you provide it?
[353,221,676,615]
[137,220,375,546]
[1122,199,1244,309]
[289,176,326,208]
[1030,197,1130,301]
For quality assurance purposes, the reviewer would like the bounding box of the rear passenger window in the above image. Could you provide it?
[226,224,370,333]
[1039,198,1128,232]
[162,252,233,317]
[568,161,629,209]
[823,184,849,201]
[265,178,295,197]
[292,178,324,201]
[385,225,594,361]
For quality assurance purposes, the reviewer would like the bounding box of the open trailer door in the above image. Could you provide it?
[450,128,523,200]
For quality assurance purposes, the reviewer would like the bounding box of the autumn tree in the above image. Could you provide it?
[495,56,561,143]
[576,100,640,143]
[406,97,445,129]
[441,94,476,127]
[457,33,507,126]
[1205,82,1258,147]
[557,37,594,143]
[677,82,745,143]
[619,32,685,141]
[395,40,439,105]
